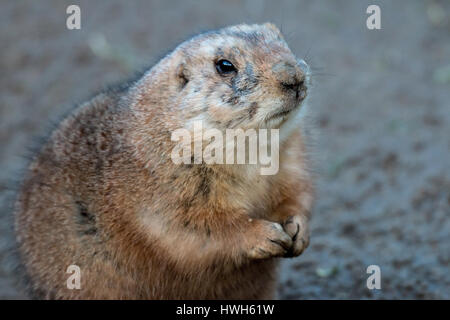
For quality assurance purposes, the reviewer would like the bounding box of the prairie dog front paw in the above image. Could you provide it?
[246,220,293,259]
[282,215,310,257]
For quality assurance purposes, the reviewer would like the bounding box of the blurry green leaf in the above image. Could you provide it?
[327,158,345,179]
[433,64,450,85]
[316,266,339,278]
[386,119,409,134]
[427,3,447,27]
[88,33,140,72]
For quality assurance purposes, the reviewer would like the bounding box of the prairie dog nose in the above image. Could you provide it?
[273,60,307,99]
[272,61,304,86]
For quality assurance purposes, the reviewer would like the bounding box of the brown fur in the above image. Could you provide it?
[15,23,314,299]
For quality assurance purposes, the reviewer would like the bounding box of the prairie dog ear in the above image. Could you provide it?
[176,62,190,89]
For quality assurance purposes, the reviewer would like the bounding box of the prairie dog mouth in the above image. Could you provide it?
[268,103,300,120]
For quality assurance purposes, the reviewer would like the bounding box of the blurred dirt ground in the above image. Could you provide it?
[1,0,449,299]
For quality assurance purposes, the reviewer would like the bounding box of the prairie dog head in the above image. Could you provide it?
[128,23,311,172]
[144,23,311,132]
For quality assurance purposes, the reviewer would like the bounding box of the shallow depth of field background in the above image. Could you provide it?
[1,0,449,299]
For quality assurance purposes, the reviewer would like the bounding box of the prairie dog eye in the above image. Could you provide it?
[215,59,237,74]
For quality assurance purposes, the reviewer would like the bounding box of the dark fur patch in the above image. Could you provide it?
[249,102,258,119]
[179,73,189,89]
[196,166,211,199]
[76,201,97,236]
[177,64,189,89]
[179,165,212,210]
[215,47,224,57]
[227,31,262,45]
[231,67,259,98]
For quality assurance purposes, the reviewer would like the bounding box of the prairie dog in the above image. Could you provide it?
[15,23,314,299]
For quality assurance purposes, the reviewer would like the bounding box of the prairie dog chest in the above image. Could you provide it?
[217,165,280,219]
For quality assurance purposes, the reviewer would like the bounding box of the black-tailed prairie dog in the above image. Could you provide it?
[15,23,315,299]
